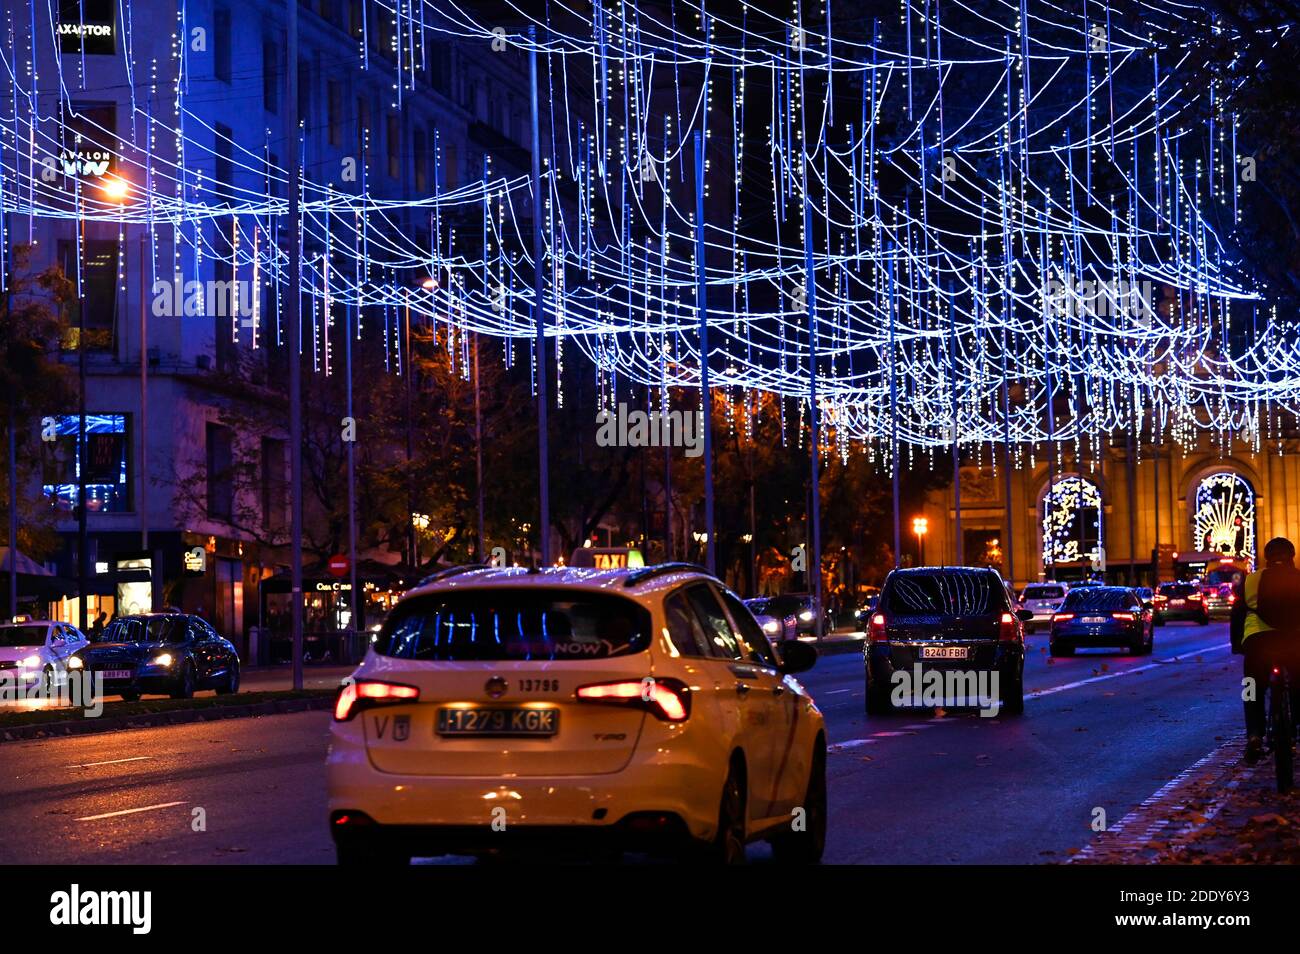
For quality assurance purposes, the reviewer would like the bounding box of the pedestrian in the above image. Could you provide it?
[90,611,107,640]
[1230,537,1300,763]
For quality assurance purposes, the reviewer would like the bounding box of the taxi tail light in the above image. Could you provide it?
[575,678,691,722]
[998,612,1019,642]
[867,613,888,642]
[334,680,420,722]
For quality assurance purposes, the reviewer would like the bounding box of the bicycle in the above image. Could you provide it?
[1266,663,1294,794]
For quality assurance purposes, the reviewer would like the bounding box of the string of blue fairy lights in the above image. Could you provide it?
[0,0,1295,461]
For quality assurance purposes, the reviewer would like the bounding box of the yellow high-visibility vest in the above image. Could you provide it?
[1242,571,1271,645]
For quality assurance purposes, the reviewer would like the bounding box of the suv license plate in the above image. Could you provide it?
[920,646,968,659]
[436,707,559,737]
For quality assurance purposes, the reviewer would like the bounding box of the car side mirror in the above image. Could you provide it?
[777,639,818,675]
[1015,609,1034,623]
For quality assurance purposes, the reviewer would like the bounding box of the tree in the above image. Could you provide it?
[1,245,77,560]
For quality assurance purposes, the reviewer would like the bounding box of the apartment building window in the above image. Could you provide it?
[263,41,279,114]
[356,96,371,159]
[261,437,286,531]
[348,0,364,40]
[41,414,131,514]
[374,5,394,59]
[206,423,235,521]
[328,81,343,147]
[413,128,427,192]
[387,114,400,179]
[214,123,233,203]
[57,238,117,351]
[298,60,312,132]
[214,8,231,82]
[58,0,116,55]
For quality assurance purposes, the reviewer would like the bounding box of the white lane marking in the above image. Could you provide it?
[827,738,877,752]
[66,756,152,769]
[823,688,852,694]
[75,801,186,822]
[1069,736,1244,862]
[1029,642,1230,700]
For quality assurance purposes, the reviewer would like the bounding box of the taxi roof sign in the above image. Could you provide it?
[568,547,645,570]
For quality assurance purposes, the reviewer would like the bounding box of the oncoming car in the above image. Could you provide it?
[327,564,826,865]
[743,596,798,643]
[0,620,88,691]
[69,613,241,700]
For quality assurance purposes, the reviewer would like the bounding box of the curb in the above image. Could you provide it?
[0,695,334,744]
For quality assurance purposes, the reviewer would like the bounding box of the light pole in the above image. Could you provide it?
[912,516,929,567]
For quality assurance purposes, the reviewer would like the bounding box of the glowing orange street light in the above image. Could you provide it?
[99,175,130,203]
[912,516,929,566]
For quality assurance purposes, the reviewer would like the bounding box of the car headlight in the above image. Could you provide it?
[762,620,780,635]
[153,653,174,668]
[19,655,40,669]
[67,656,83,670]
[799,610,813,622]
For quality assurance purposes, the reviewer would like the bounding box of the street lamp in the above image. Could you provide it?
[912,516,929,566]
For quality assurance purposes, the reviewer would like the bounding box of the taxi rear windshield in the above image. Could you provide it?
[374,589,652,661]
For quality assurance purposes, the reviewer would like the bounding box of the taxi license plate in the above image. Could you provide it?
[920,646,968,659]
[436,707,559,737]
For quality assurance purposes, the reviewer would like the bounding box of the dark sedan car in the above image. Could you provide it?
[1153,582,1210,625]
[1048,586,1154,657]
[864,566,1031,716]
[70,613,240,701]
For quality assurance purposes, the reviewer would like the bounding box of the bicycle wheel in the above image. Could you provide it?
[1270,678,1294,795]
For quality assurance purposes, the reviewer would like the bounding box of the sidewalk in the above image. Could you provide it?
[1071,733,1300,863]
[241,665,356,692]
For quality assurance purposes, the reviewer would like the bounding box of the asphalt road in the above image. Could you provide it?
[0,620,1240,864]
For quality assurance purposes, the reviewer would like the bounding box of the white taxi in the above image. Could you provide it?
[0,619,89,692]
[327,563,826,864]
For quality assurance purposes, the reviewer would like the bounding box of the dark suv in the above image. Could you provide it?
[863,567,1032,716]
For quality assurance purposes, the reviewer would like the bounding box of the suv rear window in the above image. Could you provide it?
[1061,588,1137,612]
[882,570,1006,616]
[375,589,652,661]
[1022,585,1064,600]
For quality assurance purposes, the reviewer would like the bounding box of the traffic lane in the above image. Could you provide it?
[798,621,1230,739]
[0,712,333,864]
[819,632,1241,863]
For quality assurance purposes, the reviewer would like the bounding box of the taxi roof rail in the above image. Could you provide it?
[623,562,713,588]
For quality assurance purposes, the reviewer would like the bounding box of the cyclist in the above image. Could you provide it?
[1231,537,1300,764]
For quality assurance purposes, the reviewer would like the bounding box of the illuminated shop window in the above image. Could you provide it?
[1042,476,1103,567]
[41,414,131,514]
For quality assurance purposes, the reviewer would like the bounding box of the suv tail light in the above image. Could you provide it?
[334,680,420,721]
[867,613,888,642]
[998,612,1019,642]
[575,678,691,722]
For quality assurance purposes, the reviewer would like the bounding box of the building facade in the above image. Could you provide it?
[4,0,535,656]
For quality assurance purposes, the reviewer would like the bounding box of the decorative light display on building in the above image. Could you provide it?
[1192,471,1256,561]
[1041,476,1102,567]
[2,0,1297,458]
